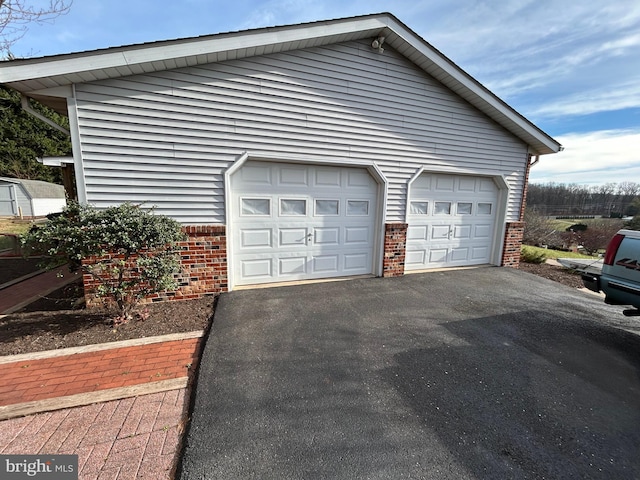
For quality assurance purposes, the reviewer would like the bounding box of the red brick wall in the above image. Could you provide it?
[501,221,524,268]
[83,225,227,307]
[383,223,408,277]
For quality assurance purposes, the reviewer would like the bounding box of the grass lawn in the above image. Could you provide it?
[522,244,595,260]
[0,219,38,251]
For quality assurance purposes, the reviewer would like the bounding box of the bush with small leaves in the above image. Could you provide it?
[22,202,185,324]
[520,245,548,264]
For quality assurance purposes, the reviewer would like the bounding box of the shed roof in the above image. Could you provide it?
[0,12,561,155]
[0,177,65,199]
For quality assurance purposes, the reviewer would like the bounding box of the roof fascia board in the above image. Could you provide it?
[0,17,387,84]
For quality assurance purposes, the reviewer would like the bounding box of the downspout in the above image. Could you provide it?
[519,153,538,222]
[20,94,71,136]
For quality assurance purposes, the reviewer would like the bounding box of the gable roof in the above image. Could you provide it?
[0,12,561,155]
[0,177,65,199]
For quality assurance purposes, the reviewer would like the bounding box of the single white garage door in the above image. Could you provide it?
[405,173,499,270]
[230,161,379,286]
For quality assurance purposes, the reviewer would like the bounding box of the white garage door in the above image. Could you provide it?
[230,161,379,286]
[405,173,499,270]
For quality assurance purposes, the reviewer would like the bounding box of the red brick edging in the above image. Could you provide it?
[0,334,202,408]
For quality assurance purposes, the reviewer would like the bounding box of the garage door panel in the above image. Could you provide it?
[314,169,341,188]
[432,225,450,239]
[345,226,370,244]
[479,179,498,193]
[279,257,307,275]
[279,228,307,247]
[434,175,455,192]
[451,247,469,262]
[454,225,471,239]
[407,225,428,240]
[474,224,492,238]
[344,253,369,271]
[429,249,448,263]
[406,173,498,271]
[232,161,378,286]
[313,255,339,273]
[241,258,272,279]
[314,227,340,245]
[458,177,476,192]
[278,167,308,186]
[472,246,489,260]
[241,229,272,248]
[347,170,375,189]
[241,164,272,184]
[406,249,426,265]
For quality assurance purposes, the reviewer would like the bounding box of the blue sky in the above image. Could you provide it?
[9,0,640,186]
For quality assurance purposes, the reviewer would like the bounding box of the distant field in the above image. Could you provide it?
[548,217,625,231]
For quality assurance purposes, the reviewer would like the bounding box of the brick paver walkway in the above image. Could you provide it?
[0,388,189,479]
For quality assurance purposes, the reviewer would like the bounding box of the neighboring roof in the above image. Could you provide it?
[0,13,561,155]
[0,177,65,199]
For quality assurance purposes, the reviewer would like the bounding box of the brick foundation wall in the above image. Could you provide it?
[501,221,524,268]
[383,223,408,277]
[83,225,228,307]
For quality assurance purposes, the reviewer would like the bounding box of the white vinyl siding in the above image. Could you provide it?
[73,39,528,224]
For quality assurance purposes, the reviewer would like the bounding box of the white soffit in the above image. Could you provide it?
[0,13,561,155]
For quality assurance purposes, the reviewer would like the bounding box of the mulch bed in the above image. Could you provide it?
[0,295,215,357]
[517,261,585,289]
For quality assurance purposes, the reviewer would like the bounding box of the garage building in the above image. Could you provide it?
[0,13,561,296]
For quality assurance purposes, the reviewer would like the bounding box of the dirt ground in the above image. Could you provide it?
[0,259,582,357]
[517,261,586,289]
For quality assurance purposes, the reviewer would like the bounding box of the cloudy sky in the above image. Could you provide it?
[8,0,640,186]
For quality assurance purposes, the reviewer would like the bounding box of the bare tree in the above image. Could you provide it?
[0,0,71,56]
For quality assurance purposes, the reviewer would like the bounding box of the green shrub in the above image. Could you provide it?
[625,215,640,231]
[520,245,548,264]
[22,202,186,324]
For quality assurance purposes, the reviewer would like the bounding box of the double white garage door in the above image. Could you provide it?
[230,161,379,286]
[230,162,500,286]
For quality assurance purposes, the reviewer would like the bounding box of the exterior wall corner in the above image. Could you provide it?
[501,221,524,268]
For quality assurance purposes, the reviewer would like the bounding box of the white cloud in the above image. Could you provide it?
[529,129,640,184]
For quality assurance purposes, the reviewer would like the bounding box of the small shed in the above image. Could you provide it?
[0,177,66,217]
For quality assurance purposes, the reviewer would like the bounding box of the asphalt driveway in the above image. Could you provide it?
[178,267,640,479]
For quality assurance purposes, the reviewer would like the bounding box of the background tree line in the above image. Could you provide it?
[527,182,640,217]
[0,84,71,183]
